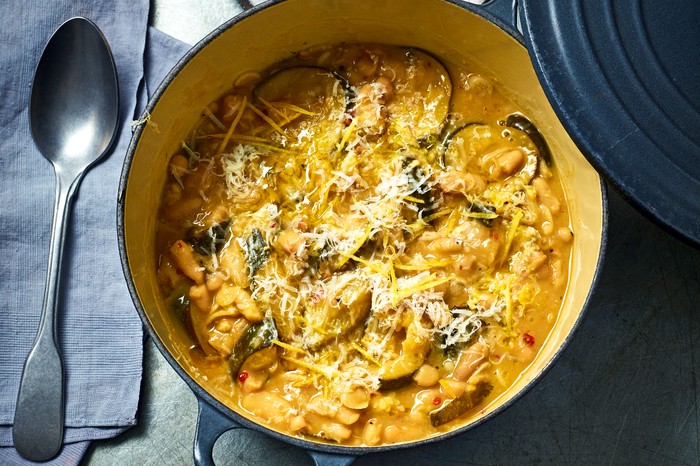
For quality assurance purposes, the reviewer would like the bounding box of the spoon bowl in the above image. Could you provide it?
[12,17,119,462]
[30,17,119,168]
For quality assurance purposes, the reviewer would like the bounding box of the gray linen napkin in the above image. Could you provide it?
[0,1,149,464]
[144,28,193,107]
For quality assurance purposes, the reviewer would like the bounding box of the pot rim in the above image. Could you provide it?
[117,0,609,455]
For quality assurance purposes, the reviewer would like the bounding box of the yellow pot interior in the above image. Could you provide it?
[122,0,604,448]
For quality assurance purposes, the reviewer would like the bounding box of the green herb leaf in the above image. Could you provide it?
[187,220,231,256]
[229,318,278,376]
[245,228,270,279]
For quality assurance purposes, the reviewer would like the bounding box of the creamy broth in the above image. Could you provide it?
[155,43,572,446]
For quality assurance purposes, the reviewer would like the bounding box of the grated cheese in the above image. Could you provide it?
[218,98,247,155]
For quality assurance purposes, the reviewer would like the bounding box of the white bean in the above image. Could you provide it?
[362,418,383,446]
[170,240,204,285]
[413,364,440,387]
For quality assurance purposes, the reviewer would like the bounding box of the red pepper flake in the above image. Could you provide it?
[270,222,278,228]
[311,288,325,303]
[237,371,249,383]
[492,233,499,240]
[493,354,500,360]
[432,396,442,406]
[523,332,535,347]
[176,241,184,248]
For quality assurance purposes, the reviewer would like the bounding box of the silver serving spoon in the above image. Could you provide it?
[12,17,119,462]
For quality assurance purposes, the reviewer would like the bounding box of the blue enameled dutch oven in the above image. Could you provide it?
[118,0,617,464]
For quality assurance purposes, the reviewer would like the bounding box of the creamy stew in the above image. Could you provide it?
[156,43,572,446]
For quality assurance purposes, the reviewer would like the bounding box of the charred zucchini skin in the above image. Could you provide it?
[330,69,355,109]
[440,121,485,149]
[254,66,351,159]
[468,201,498,228]
[403,158,439,221]
[228,317,278,376]
[378,373,415,391]
[254,66,353,110]
[429,381,493,427]
[505,114,552,167]
[436,121,485,168]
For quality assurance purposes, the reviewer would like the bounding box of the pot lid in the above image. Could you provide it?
[519,0,700,247]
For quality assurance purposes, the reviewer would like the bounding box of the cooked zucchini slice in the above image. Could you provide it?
[444,122,540,184]
[229,317,279,376]
[378,373,415,391]
[301,271,372,349]
[443,123,490,174]
[254,67,349,153]
[385,48,452,142]
[437,121,484,168]
[429,380,493,426]
[505,113,553,167]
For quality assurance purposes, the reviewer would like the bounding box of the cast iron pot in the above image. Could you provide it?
[118,0,607,464]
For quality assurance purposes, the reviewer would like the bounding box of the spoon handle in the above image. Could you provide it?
[13,168,81,461]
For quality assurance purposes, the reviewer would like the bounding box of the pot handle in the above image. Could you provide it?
[193,399,358,466]
[193,399,244,466]
[478,0,518,30]
[307,451,358,466]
